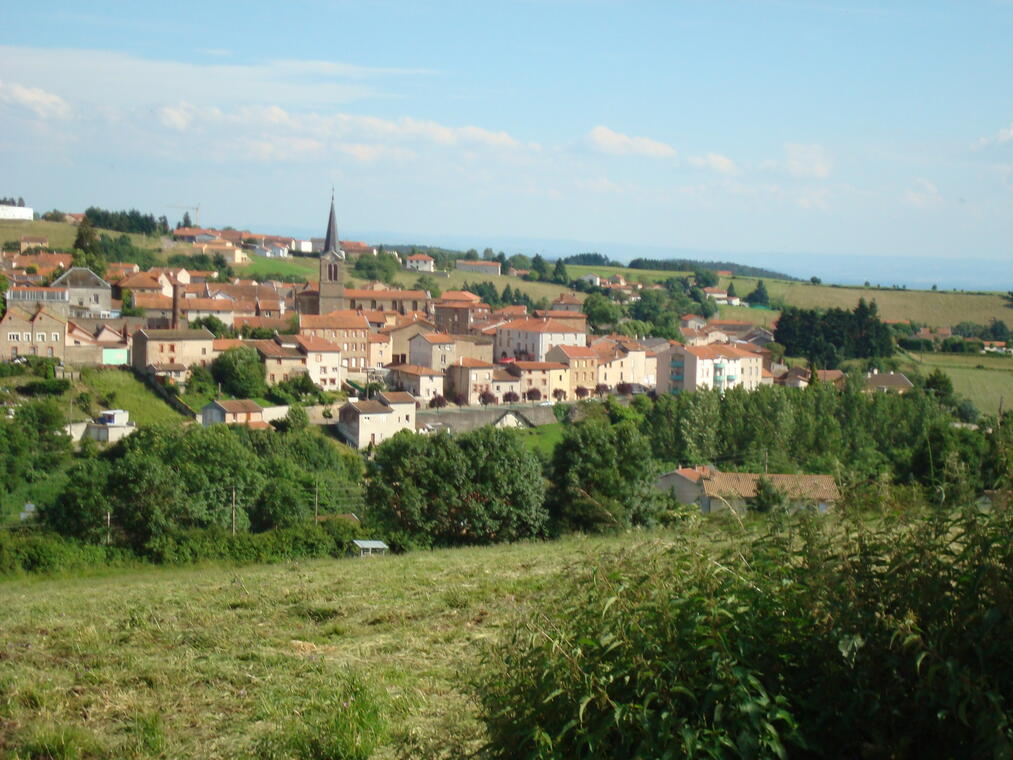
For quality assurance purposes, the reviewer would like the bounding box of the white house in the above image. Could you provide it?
[337,391,417,449]
[494,317,586,362]
[406,253,435,273]
[657,343,762,394]
[0,204,33,221]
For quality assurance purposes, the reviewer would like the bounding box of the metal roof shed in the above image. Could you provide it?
[353,539,389,557]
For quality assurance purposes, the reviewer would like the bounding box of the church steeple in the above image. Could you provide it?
[323,189,339,254]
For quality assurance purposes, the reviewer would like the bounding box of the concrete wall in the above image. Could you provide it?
[415,404,557,433]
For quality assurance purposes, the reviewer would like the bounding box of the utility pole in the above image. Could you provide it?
[105,510,111,546]
[314,479,319,522]
[231,486,237,536]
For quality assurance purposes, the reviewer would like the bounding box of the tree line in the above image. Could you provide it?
[84,207,170,237]
[628,257,795,280]
[774,300,893,368]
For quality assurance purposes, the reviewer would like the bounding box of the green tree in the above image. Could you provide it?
[211,346,267,399]
[745,279,770,306]
[552,259,569,284]
[548,418,660,532]
[72,217,99,256]
[43,459,112,542]
[582,293,621,331]
[749,476,786,513]
[414,275,442,298]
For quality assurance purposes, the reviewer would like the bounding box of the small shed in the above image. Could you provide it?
[353,539,389,557]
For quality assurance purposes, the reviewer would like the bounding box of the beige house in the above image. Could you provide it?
[408,332,457,370]
[366,332,391,368]
[550,293,582,312]
[288,335,344,389]
[656,466,840,514]
[337,391,417,449]
[299,310,371,370]
[0,305,66,361]
[445,357,498,405]
[387,364,445,402]
[132,327,215,375]
[657,342,762,394]
[546,344,599,396]
[592,337,657,390]
[251,339,308,385]
[506,361,570,401]
[201,399,271,429]
[378,316,436,365]
[494,317,586,362]
[491,369,522,402]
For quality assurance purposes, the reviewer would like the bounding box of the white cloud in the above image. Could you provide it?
[796,187,830,209]
[904,178,942,207]
[587,125,677,158]
[976,122,1013,149]
[688,153,739,175]
[0,80,71,119]
[785,143,832,179]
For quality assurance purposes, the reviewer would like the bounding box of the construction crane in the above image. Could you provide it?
[169,203,201,228]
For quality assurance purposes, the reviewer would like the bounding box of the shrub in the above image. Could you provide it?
[476,506,1013,759]
[19,378,71,397]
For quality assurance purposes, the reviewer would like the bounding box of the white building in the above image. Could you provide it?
[494,317,586,362]
[337,391,417,449]
[658,343,762,394]
[0,205,33,221]
[406,253,435,273]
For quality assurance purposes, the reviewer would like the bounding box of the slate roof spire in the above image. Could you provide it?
[323,188,339,254]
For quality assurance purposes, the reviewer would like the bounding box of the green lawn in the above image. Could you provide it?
[237,253,319,280]
[515,421,566,456]
[0,532,662,759]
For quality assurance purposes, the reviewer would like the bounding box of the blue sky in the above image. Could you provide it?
[2,1,1012,272]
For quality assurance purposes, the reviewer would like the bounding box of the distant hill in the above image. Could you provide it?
[628,258,798,281]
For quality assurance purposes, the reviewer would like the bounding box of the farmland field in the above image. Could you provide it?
[899,351,1013,415]
[0,532,659,759]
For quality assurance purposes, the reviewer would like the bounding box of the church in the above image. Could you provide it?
[296,195,431,317]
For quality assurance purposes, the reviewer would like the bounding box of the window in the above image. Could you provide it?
[201,347,207,355]
[7,332,17,341]
[47,347,53,357]
[36,333,45,342]
[52,332,59,342]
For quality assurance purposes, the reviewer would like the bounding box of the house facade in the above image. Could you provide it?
[337,391,416,449]
[656,466,840,514]
[494,318,586,362]
[0,306,66,360]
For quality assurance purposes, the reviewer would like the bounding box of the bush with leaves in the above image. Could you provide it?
[477,505,1013,759]
[365,428,548,548]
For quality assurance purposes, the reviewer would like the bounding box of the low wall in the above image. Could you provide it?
[416,403,558,434]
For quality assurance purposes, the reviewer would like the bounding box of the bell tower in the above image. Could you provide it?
[318,191,346,314]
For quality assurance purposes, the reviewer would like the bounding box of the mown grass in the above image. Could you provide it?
[0,532,661,759]
[237,254,319,280]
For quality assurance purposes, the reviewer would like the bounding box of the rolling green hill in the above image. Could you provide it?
[0,219,163,253]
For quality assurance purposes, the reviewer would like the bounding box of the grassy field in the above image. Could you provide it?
[0,367,184,425]
[898,351,1013,415]
[237,254,319,281]
[0,532,662,759]
[0,219,162,253]
[79,368,186,426]
[515,421,565,456]
[566,263,692,285]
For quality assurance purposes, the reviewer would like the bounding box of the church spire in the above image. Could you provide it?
[323,189,339,254]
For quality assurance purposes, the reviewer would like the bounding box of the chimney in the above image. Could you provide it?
[171,283,181,330]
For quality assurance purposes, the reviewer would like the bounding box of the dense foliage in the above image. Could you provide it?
[477,506,1013,759]
[365,427,548,549]
[774,300,893,367]
[0,399,71,499]
[560,253,615,266]
[42,424,364,553]
[352,252,402,284]
[84,206,169,236]
[628,257,795,280]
